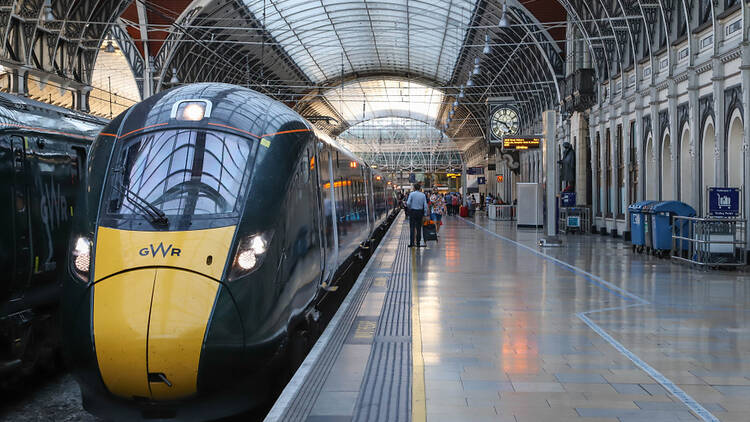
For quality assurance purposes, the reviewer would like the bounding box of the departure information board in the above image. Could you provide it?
[502,137,541,150]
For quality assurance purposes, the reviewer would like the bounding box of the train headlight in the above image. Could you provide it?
[228,232,272,281]
[237,249,257,270]
[71,236,92,282]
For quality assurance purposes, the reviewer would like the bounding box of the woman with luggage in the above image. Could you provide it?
[429,193,446,236]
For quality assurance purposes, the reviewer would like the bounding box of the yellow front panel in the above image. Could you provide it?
[93,269,156,399]
[147,269,219,400]
[93,225,236,281]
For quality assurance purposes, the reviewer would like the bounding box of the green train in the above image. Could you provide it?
[0,93,106,381]
[62,83,398,420]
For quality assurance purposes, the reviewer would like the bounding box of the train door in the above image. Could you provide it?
[308,145,326,283]
[9,136,32,296]
[318,147,338,282]
[363,168,372,233]
[28,136,75,287]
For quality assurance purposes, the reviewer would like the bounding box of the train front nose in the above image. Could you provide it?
[90,226,240,401]
[93,268,229,400]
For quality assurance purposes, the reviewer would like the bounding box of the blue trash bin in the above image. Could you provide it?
[650,201,696,257]
[641,202,658,253]
[628,200,657,253]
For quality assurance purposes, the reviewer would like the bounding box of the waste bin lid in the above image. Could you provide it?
[650,200,696,216]
[628,200,658,212]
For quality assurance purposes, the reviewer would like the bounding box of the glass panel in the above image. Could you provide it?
[242,0,476,83]
[323,78,445,125]
[108,130,253,218]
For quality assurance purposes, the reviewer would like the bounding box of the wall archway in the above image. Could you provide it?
[702,119,716,205]
[662,133,673,200]
[646,134,657,200]
[679,125,692,207]
[727,111,743,188]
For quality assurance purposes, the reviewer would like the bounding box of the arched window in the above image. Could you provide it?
[605,128,611,217]
[629,121,638,204]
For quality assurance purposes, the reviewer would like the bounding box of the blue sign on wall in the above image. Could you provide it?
[467,167,484,175]
[477,177,486,185]
[708,187,741,216]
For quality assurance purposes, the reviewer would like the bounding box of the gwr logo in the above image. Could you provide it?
[139,243,182,258]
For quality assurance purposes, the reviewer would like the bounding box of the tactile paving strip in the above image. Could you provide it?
[274,217,403,422]
[352,226,412,422]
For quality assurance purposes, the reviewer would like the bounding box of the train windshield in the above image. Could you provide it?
[106,129,255,225]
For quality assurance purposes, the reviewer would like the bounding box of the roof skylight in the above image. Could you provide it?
[243,0,477,83]
[322,78,445,125]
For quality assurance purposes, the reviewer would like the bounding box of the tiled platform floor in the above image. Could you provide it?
[271,213,750,422]
[418,215,750,422]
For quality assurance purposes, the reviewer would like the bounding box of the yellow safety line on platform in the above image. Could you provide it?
[411,249,426,422]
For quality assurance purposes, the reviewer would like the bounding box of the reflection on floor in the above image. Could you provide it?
[416,215,750,422]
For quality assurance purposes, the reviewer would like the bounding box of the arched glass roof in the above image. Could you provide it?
[338,117,461,172]
[322,78,445,125]
[243,0,477,83]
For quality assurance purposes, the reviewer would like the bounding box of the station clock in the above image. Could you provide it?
[490,106,519,139]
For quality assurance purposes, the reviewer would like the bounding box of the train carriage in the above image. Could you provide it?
[62,83,398,420]
[0,93,106,381]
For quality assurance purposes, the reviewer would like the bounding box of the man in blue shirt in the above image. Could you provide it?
[406,183,429,247]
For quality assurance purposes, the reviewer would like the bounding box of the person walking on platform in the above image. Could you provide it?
[430,193,446,235]
[406,183,429,247]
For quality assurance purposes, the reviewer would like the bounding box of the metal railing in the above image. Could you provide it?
[671,216,747,268]
[559,206,591,234]
[488,204,516,221]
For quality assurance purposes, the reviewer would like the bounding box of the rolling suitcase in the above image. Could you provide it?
[423,222,438,241]
[459,206,468,217]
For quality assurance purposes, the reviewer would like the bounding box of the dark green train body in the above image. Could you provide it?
[62,83,398,420]
[0,93,106,381]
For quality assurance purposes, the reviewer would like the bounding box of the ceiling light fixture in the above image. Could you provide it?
[170,68,179,84]
[453,100,459,107]
[499,1,509,28]
[449,110,454,117]
[466,76,474,87]
[458,85,465,98]
[483,33,492,55]
[105,41,115,53]
[473,57,481,75]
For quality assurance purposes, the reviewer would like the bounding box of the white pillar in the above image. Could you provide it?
[622,104,632,231]
[741,42,750,249]
[543,110,558,238]
[590,113,599,222]
[609,105,618,220]
[668,77,678,200]
[688,69,701,213]
[635,94,645,202]
[713,57,726,187]
[650,86,660,199]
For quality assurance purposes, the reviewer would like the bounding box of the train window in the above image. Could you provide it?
[106,129,254,218]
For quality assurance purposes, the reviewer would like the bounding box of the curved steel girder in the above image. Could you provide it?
[155,0,312,93]
[446,0,563,137]
[153,0,211,72]
[455,27,554,135]
[444,5,560,141]
[557,0,744,96]
[0,0,129,85]
[110,19,145,96]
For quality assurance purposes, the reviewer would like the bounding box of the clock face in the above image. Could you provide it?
[491,107,519,139]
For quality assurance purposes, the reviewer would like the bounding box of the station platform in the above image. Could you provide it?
[266,213,750,422]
